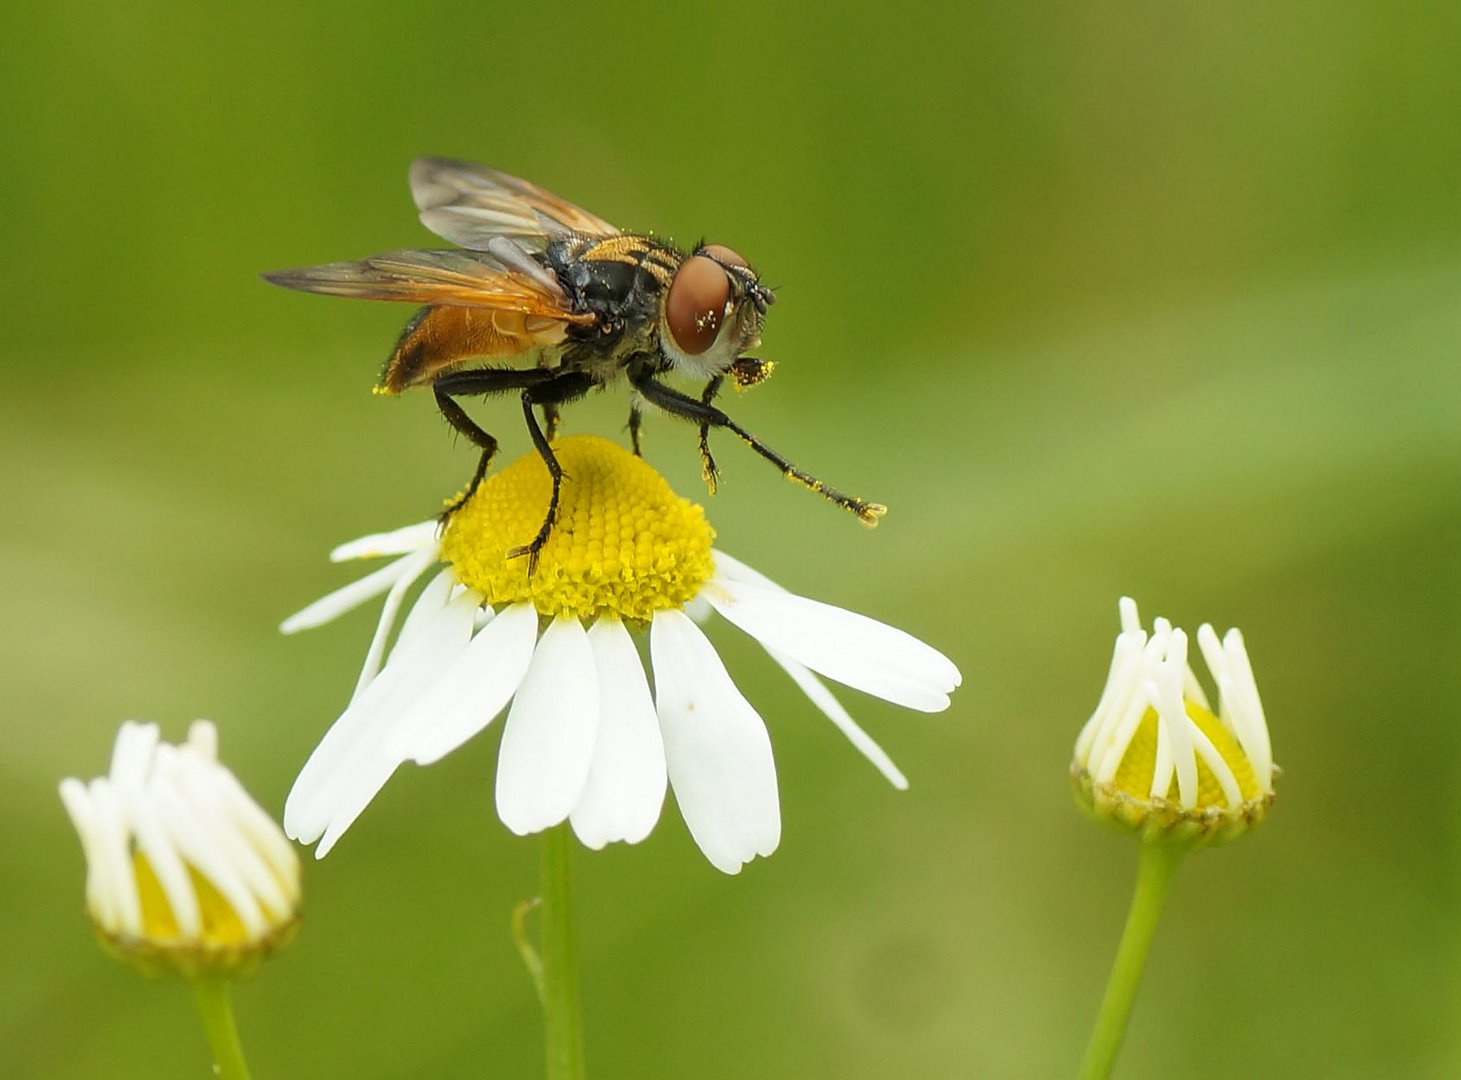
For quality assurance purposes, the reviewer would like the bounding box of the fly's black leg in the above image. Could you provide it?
[506,371,596,573]
[630,373,887,525]
[697,375,724,494]
[627,404,644,457]
[432,367,558,522]
[542,401,562,443]
[433,388,497,520]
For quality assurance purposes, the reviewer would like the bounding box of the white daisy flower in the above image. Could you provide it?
[59,720,301,978]
[1072,597,1276,846]
[282,435,961,873]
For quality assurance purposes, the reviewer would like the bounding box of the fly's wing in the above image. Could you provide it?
[262,248,592,392]
[410,157,620,251]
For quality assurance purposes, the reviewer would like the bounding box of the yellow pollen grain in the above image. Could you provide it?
[441,434,716,622]
[1112,700,1261,807]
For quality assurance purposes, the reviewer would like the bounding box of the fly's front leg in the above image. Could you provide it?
[697,375,724,494]
[631,373,887,525]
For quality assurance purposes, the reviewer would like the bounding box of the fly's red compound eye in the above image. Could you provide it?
[701,244,750,269]
[666,255,731,355]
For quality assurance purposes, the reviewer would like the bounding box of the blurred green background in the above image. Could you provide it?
[5,2,1459,1077]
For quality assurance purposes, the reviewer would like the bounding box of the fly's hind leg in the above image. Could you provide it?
[697,375,724,494]
[433,387,499,522]
[432,367,557,524]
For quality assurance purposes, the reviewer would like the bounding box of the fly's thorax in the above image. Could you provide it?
[550,235,673,320]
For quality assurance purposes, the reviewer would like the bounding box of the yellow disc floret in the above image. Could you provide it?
[441,435,716,622]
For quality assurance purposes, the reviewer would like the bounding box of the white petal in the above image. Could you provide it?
[285,590,477,855]
[704,576,960,712]
[89,781,140,935]
[495,615,599,836]
[1153,629,1197,808]
[123,774,201,936]
[1119,596,1141,634]
[651,609,779,874]
[60,778,118,931]
[1223,628,1273,788]
[1185,722,1243,809]
[150,764,265,936]
[329,520,439,562]
[352,555,446,699]
[570,618,666,849]
[768,650,908,789]
[1076,628,1145,763]
[110,721,159,787]
[200,766,301,907]
[280,548,435,635]
[185,720,218,760]
[683,595,714,625]
[391,602,540,765]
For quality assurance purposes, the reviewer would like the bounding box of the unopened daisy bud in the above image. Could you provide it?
[59,720,301,980]
[1071,598,1276,848]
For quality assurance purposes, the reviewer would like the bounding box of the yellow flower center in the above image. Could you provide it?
[441,435,716,622]
[1112,701,1262,806]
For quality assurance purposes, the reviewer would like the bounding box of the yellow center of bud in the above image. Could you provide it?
[1112,701,1262,806]
[1074,699,1273,848]
[94,852,299,980]
[441,435,716,622]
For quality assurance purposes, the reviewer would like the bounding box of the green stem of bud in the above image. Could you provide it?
[190,976,252,1080]
[1078,841,1185,1080]
[539,824,586,1080]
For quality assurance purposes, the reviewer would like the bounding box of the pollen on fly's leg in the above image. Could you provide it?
[729,356,776,390]
[697,376,724,494]
[541,401,562,443]
[695,362,775,496]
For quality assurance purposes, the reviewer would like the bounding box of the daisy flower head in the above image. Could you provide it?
[1072,598,1276,848]
[59,720,301,979]
[282,435,961,873]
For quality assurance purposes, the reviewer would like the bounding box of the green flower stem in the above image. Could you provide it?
[539,824,586,1080]
[1079,842,1185,1080]
[190,976,252,1080]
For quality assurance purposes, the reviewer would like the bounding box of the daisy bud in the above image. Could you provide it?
[1071,598,1276,848]
[59,721,301,980]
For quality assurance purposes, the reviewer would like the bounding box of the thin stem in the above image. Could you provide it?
[1078,842,1185,1080]
[190,976,253,1080]
[539,825,586,1080]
